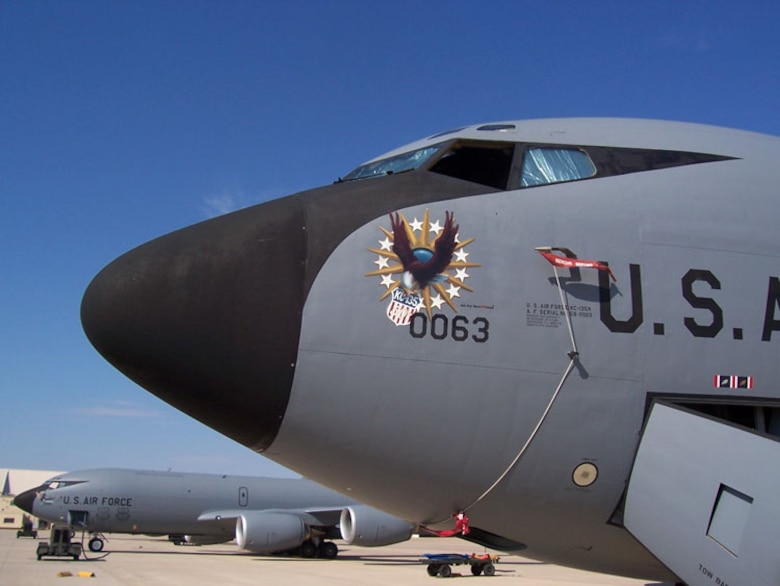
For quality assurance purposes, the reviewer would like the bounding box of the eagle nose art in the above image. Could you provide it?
[80,198,305,452]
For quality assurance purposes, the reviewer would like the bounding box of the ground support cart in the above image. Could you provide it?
[421,553,499,577]
[16,517,37,539]
[36,526,83,561]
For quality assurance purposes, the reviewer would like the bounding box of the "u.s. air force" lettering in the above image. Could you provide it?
[62,495,133,507]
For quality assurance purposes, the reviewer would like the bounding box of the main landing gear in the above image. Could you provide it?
[299,539,338,559]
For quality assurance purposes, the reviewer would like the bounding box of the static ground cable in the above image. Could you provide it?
[460,248,617,515]
[461,258,579,514]
[450,246,604,512]
[427,248,614,528]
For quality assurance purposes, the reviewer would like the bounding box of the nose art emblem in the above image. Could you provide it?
[365,209,480,326]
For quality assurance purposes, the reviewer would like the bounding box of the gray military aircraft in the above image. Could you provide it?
[79,118,780,585]
[13,468,414,556]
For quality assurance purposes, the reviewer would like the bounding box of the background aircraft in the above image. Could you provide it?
[13,468,414,557]
[80,118,780,586]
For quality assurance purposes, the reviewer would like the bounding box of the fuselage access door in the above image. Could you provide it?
[623,401,780,586]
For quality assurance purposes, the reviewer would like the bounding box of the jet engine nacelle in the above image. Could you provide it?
[339,504,414,547]
[235,511,308,553]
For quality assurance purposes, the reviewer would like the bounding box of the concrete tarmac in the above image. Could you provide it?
[1,530,677,585]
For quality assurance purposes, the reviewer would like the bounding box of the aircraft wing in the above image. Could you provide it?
[197,507,340,528]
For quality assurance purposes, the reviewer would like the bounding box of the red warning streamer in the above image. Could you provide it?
[538,251,616,282]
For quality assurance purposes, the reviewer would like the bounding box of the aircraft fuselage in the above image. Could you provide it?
[80,119,780,582]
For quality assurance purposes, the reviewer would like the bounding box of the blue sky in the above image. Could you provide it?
[2,1,779,478]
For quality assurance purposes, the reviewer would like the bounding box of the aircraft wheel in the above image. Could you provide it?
[300,540,316,558]
[319,541,338,559]
[426,564,440,576]
[483,562,496,576]
[88,537,104,552]
[439,564,452,578]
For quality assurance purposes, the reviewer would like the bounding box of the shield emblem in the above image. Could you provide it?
[386,288,421,326]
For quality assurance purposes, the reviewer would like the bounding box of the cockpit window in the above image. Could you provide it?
[44,480,83,490]
[342,139,515,190]
[429,142,515,189]
[341,145,441,181]
[520,147,597,187]
[340,136,724,191]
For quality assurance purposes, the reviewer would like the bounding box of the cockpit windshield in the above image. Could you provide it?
[340,144,442,181]
[340,139,516,189]
[44,480,83,490]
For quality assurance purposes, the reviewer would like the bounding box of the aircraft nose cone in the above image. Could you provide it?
[13,487,37,514]
[81,197,305,451]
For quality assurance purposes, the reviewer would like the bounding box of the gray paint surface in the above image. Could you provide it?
[80,119,780,582]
